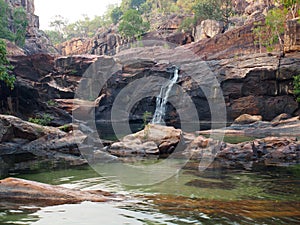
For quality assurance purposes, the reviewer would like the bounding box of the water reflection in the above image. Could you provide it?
[0,164,299,224]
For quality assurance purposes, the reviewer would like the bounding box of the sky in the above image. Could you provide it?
[35,0,122,30]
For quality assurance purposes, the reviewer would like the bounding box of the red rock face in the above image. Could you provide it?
[187,22,257,60]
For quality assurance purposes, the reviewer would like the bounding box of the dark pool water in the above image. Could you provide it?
[0,163,299,225]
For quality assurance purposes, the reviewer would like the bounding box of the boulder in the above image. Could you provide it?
[0,177,112,206]
[187,134,300,169]
[233,114,262,125]
[0,115,87,174]
[271,113,292,123]
[195,20,224,41]
[108,124,182,157]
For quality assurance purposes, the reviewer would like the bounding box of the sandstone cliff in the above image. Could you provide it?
[4,0,58,54]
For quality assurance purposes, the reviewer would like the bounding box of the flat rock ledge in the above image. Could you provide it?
[0,177,118,207]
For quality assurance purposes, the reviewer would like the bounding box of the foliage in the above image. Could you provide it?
[13,7,28,46]
[59,124,71,132]
[45,9,115,45]
[142,111,152,127]
[178,17,195,32]
[0,39,15,90]
[44,30,64,45]
[293,74,300,102]
[253,4,290,53]
[193,0,234,25]
[111,6,123,24]
[118,9,150,38]
[29,113,53,126]
[0,0,28,46]
[0,0,15,42]
[276,0,299,18]
[47,100,58,107]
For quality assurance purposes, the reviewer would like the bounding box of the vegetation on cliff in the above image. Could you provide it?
[0,0,28,47]
[254,0,299,53]
[0,39,15,89]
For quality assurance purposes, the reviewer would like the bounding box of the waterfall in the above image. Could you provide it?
[151,66,179,124]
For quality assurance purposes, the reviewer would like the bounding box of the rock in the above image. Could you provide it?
[57,28,123,56]
[233,114,262,125]
[195,19,224,41]
[0,114,65,142]
[108,124,182,157]
[245,1,267,15]
[284,18,300,53]
[233,0,250,15]
[0,177,113,206]
[271,113,292,123]
[0,115,87,174]
[187,134,300,169]
[4,0,58,54]
[187,22,257,60]
[5,40,26,56]
[9,54,55,81]
[55,55,100,76]
[199,116,300,137]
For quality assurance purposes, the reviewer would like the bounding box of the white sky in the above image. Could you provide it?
[35,0,122,30]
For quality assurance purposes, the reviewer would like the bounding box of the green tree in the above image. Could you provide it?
[276,0,299,18]
[0,40,15,90]
[193,0,234,25]
[111,6,123,24]
[253,1,297,53]
[44,30,64,45]
[118,9,150,38]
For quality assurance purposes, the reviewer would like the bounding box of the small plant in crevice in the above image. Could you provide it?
[59,124,72,132]
[29,113,53,126]
[47,99,58,107]
[142,111,152,128]
[142,111,152,140]
[293,74,300,102]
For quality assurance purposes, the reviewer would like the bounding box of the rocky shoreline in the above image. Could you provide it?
[1,114,300,178]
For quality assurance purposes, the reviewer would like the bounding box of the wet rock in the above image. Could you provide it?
[0,178,113,206]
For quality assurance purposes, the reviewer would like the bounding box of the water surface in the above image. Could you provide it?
[1,163,299,224]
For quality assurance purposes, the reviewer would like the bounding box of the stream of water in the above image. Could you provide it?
[151,66,179,125]
[1,163,299,225]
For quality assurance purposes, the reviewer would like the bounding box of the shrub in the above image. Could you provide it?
[293,74,300,102]
[29,114,53,126]
[0,39,15,89]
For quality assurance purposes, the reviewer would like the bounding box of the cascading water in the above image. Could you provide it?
[151,66,179,124]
